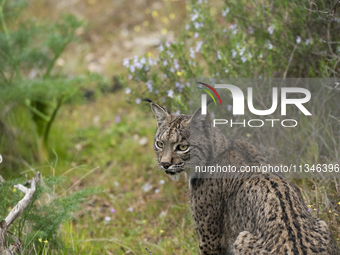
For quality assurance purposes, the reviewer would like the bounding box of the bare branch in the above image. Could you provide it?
[5,172,40,228]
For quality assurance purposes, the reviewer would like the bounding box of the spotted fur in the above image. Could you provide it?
[148,101,339,255]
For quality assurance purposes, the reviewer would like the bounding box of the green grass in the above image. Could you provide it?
[40,91,197,254]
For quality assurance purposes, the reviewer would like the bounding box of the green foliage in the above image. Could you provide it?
[0,175,101,254]
[0,0,108,163]
[123,0,340,112]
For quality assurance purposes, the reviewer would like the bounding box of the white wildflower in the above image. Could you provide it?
[268,42,273,50]
[222,7,230,17]
[241,56,247,63]
[167,51,174,58]
[159,211,167,218]
[239,47,245,56]
[231,49,237,58]
[125,88,131,94]
[135,62,143,69]
[267,26,274,35]
[229,24,237,30]
[123,58,130,67]
[167,89,174,98]
[217,51,222,60]
[145,80,153,93]
[229,24,238,34]
[195,41,204,52]
[173,59,179,69]
[175,82,184,92]
[135,98,141,104]
[190,47,195,58]
[141,182,153,192]
[191,13,199,21]
[296,36,301,44]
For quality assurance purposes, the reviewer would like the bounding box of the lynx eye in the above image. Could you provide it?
[178,145,189,151]
[156,141,164,149]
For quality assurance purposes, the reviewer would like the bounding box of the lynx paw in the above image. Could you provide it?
[233,231,266,255]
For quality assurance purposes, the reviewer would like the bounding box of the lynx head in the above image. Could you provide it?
[146,99,212,181]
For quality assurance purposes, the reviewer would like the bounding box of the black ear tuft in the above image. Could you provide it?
[150,102,170,127]
[142,98,154,103]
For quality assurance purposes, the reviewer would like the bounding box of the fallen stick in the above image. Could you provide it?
[0,172,40,254]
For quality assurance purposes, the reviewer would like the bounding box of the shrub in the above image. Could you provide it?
[0,175,101,254]
[122,0,340,112]
[0,0,108,165]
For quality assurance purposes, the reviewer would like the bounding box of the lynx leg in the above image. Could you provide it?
[195,207,223,255]
[233,231,270,255]
[191,180,223,255]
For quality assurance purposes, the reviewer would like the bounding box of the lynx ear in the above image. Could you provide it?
[190,108,211,128]
[150,102,169,127]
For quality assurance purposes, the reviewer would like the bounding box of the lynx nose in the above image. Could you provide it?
[161,162,171,169]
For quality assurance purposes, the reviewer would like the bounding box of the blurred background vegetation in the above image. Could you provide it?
[0,0,339,254]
